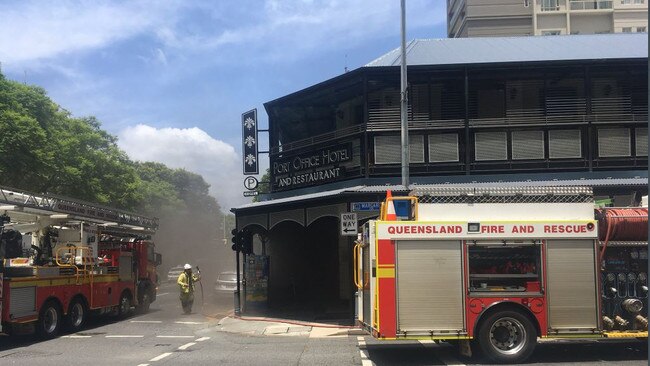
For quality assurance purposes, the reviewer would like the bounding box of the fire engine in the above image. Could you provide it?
[0,186,161,338]
[354,186,648,363]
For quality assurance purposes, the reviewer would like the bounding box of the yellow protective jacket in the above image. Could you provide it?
[177,271,200,294]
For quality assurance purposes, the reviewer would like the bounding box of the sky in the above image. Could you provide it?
[0,0,447,212]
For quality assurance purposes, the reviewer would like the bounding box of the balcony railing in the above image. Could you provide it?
[569,0,613,10]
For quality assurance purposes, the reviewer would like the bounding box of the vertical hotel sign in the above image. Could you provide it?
[242,109,258,175]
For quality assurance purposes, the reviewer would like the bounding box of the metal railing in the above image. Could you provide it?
[570,0,613,10]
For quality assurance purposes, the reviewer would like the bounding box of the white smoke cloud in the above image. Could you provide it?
[118,124,245,211]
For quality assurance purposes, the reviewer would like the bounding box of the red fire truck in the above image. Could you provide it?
[354,186,648,363]
[0,186,161,338]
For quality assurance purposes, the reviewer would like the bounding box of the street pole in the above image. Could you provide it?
[400,0,410,189]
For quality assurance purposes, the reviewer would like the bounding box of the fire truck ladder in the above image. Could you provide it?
[0,185,158,233]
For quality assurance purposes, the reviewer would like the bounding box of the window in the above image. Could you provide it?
[621,0,631,4]
[374,135,425,164]
[634,0,644,4]
[468,244,542,294]
[541,0,559,11]
[542,30,561,36]
[428,134,459,162]
[623,27,632,33]
[637,26,647,32]
[598,128,631,157]
[475,132,507,161]
[549,130,582,158]
[636,128,648,157]
[512,131,545,160]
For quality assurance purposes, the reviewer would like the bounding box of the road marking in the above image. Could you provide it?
[157,292,169,296]
[178,342,196,350]
[156,335,194,338]
[196,337,210,342]
[105,335,144,338]
[418,340,466,366]
[357,336,374,366]
[130,320,163,323]
[149,352,172,362]
[137,364,149,366]
[62,335,92,338]
[174,321,205,325]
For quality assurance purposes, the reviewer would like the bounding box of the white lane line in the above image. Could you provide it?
[418,340,466,366]
[178,342,196,350]
[105,335,144,338]
[130,320,163,323]
[196,337,210,342]
[174,321,205,325]
[137,364,149,366]
[62,335,92,338]
[157,292,169,296]
[357,336,374,366]
[156,335,194,338]
[149,352,172,362]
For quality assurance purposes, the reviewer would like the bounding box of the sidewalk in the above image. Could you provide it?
[215,315,366,338]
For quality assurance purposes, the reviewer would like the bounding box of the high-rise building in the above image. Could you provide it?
[448,0,648,38]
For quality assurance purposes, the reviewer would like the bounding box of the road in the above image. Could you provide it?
[0,283,647,365]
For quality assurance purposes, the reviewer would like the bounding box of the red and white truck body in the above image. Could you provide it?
[0,186,160,337]
[355,186,647,363]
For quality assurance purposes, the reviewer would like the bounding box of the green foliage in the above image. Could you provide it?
[0,73,220,218]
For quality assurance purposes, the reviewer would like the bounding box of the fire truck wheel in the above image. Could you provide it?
[118,291,132,318]
[65,298,87,332]
[37,300,62,339]
[477,310,537,364]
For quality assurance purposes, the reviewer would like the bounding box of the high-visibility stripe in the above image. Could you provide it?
[9,275,120,288]
[603,331,648,338]
[376,267,395,278]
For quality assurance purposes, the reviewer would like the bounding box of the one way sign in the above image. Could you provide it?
[340,213,358,236]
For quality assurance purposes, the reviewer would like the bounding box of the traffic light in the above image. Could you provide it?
[231,228,239,252]
[240,229,253,255]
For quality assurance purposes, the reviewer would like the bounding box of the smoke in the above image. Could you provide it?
[153,206,235,289]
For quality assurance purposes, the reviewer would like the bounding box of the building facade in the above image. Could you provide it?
[448,0,648,38]
[232,34,648,322]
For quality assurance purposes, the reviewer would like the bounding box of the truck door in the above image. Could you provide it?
[396,240,464,335]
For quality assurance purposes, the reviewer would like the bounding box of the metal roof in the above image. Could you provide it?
[232,177,647,211]
[365,33,647,68]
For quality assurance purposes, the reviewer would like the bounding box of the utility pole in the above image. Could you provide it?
[400,0,410,189]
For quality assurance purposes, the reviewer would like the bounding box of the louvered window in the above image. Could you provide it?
[409,84,430,122]
[636,128,648,157]
[549,130,582,158]
[598,128,630,157]
[512,131,544,160]
[368,88,400,124]
[474,132,507,161]
[428,134,459,162]
[375,135,425,164]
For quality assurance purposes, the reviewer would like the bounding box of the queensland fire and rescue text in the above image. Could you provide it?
[382,222,596,237]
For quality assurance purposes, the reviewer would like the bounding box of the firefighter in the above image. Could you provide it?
[177,263,200,314]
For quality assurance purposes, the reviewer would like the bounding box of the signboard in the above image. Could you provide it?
[242,109,258,175]
[244,176,259,190]
[245,255,269,309]
[272,143,352,191]
[377,221,598,240]
[352,202,381,212]
[341,213,358,236]
[243,191,259,197]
